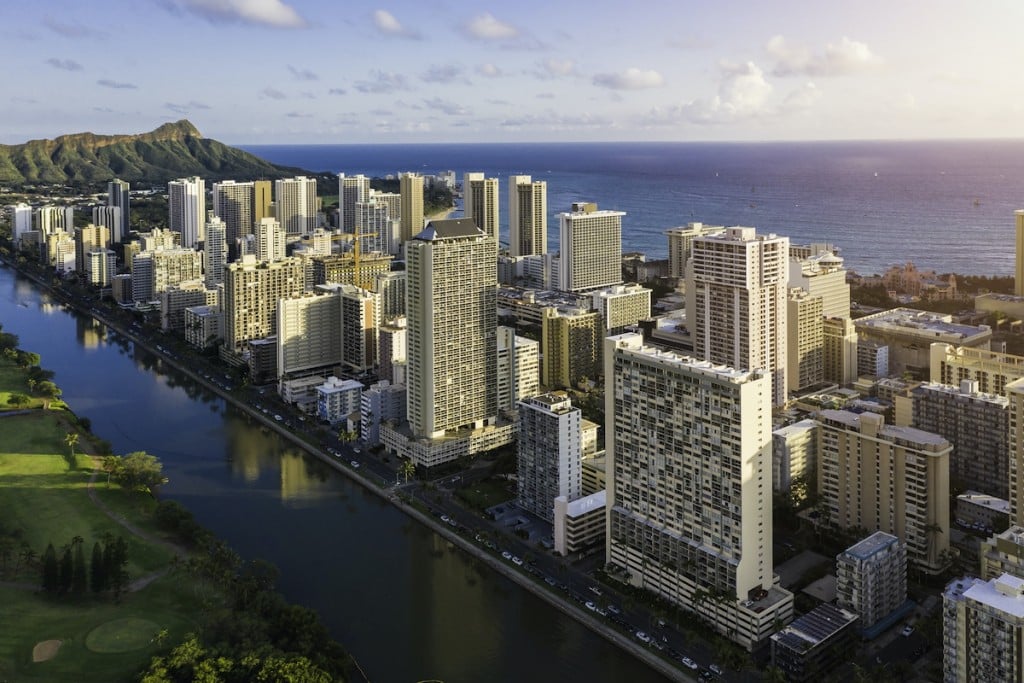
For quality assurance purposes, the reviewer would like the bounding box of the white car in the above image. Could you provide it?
[350,460,360,468]
[635,631,651,643]
[585,601,596,611]
[511,556,523,566]
[901,625,915,637]
[682,657,698,670]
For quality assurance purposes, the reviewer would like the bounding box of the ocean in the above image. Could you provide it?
[241,140,1024,277]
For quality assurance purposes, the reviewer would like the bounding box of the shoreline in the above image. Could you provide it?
[0,255,688,682]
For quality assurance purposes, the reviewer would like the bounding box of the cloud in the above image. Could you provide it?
[165,100,212,113]
[354,71,409,94]
[461,13,518,41]
[43,17,105,38]
[329,88,347,96]
[372,9,421,39]
[766,35,880,77]
[261,87,287,100]
[593,68,664,90]
[536,92,555,100]
[498,111,613,130]
[46,58,83,71]
[287,65,317,81]
[647,61,772,125]
[286,111,312,118]
[420,64,464,84]
[477,63,502,78]
[165,0,307,28]
[486,98,510,106]
[781,82,820,111]
[97,79,138,89]
[667,35,711,50]
[533,59,576,79]
[424,97,470,116]
[370,108,395,116]
[93,107,116,113]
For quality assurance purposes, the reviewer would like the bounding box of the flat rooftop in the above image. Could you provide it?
[842,530,900,561]
[855,307,989,340]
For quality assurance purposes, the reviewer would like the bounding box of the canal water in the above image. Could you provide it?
[0,263,665,683]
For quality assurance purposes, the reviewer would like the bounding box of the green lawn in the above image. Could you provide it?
[0,574,205,682]
[456,477,516,511]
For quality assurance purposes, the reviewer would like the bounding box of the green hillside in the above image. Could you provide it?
[0,120,305,186]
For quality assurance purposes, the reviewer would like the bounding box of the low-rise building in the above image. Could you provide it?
[835,532,909,637]
[553,491,606,556]
[770,603,860,683]
[316,376,363,425]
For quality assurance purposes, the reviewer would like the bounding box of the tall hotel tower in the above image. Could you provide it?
[168,176,205,248]
[107,179,130,242]
[406,218,497,440]
[399,172,424,245]
[339,173,371,232]
[509,175,547,257]
[605,333,793,650]
[275,176,318,237]
[1016,210,1024,297]
[212,180,264,257]
[463,172,499,245]
[688,226,789,405]
[558,202,624,293]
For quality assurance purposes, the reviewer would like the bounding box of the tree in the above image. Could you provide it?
[338,429,357,444]
[400,458,416,483]
[36,381,61,409]
[59,545,73,594]
[6,393,29,408]
[41,542,58,593]
[106,536,130,598]
[110,451,168,492]
[64,432,79,459]
[90,541,106,593]
[72,538,87,595]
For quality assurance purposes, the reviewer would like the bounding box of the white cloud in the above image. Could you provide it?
[42,17,105,39]
[647,61,772,125]
[593,68,664,90]
[97,79,138,90]
[477,63,502,78]
[46,58,83,71]
[329,88,346,96]
[781,82,820,111]
[534,59,576,80]
[165,100,212,113]
[767,35,880,77]
[287,65,317,81]
[462,13,518,41]
[261,87,287,100]
[498,111,613,130]
[424,98,470,116]
[420,64,464,84]
[354,71,409,94]
[372,9,420,39]
[170,0,307,28]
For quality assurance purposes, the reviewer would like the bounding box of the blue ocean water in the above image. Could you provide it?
[241,140,1024,276]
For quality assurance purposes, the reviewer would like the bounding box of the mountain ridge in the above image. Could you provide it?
[0,120,306,186]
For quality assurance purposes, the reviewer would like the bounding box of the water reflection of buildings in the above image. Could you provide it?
[76,316,104,349]
[225,416,333,504]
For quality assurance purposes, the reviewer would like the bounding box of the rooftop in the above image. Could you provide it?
[961,574,1024,619]
[415,217,483,241]
[855,307,989,340]
[842,530,900,561]
[565,490,607,517]
[771,603,858,653]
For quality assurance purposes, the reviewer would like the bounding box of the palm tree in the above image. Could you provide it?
[64,432,79,459]
[400,458,416,484]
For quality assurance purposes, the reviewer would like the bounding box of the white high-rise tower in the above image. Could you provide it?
[168,176,206,248]
[508,175,547,257]
[463,172,499,245]
[275,176,318,237]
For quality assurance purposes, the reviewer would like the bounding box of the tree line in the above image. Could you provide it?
[40,534,130,599]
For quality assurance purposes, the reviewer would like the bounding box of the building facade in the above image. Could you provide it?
[168,176,205,248]
[835,531,908,633]
[558,202,624,293]
[517,393,583,522]
[463,172,499,245]
[508,175,547,257]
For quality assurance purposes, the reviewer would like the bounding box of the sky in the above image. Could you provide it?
[2,0,1023,145]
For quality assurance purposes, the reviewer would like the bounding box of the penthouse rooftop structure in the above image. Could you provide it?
[497,287,587,327]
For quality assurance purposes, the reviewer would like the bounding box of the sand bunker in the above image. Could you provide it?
[32,639,62,662]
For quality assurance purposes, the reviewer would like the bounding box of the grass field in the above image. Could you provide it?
[456,477,516,511]
[0,575,205,682]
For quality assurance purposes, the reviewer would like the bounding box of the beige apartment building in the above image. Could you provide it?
[223,256,306,353]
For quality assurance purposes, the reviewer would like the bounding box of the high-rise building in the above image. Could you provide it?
[85,249,116,287]
[340,284,379,372]
[91,206,122,244]
[786,288,824,394]
[1005,377,1024,526]
[788,247,850,319]
[36,206,74,235]
[558,202,624,293]
[823,316,858,385]
[541,306,601,390]
[605,333,793,650]
[688,226,789,405]
[590,283,652,334]
[378,317,407,384]
[355,200,388,256]
[107,179,130,242]
[339,173,371,232]
[11,204,33,242]
[399,172,424,245]
[508,175,547,257]
[496,326,540,412]
[213,180,257,257]
[204,215,228,288]
[772,419,818,496]
[930,343,1024,395]
[223,256,306,352]
[463,172,499,245]
[406,218,497,440]
[517,393,583,522]
[255,217,286,263]
[74,224,110,273]
[160,280,217,332]
[817,409,950,572]
[130,248,203,303]
[835,532,908,634]
[275,176,318,237]
[944,574,1024,683]
[665,222,726,280]
[277,290,342,379]
[912,380,1010,498]
[1016,210,1024,297]
[168,176,206,248]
